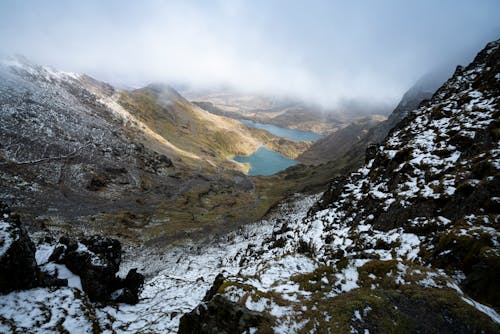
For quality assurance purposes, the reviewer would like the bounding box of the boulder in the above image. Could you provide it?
[113,269,145,304]
[178,295,270,334]
[0,205,38,293]
[52,235,144,304]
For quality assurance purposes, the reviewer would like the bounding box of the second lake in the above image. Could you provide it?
[240,119,322,142]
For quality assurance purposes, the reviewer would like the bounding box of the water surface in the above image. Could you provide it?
[240,119,322,142]
[233,147,298,176]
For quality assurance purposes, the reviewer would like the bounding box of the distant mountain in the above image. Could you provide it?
[187,90,389,135]
[360,70,449,148]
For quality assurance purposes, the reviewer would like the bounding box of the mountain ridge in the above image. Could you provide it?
[178,38,500,332]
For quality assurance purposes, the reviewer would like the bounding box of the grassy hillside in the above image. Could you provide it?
[118,85,309,163]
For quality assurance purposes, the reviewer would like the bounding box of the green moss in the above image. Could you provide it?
[291,265,335,292]
[336,258,349,271]
[358,260,398,289]
[296,286,500,334]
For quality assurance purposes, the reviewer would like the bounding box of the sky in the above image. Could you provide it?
[1,0,499,109]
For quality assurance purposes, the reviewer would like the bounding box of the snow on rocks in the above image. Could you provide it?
[0,40,499,333]
[180,39,500,332]
[0,287,99,334]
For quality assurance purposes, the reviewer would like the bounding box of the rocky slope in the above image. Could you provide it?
[179,39,500,332]
[297,115,386,165]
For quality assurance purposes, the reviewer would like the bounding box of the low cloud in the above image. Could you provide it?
[1,0,499,109]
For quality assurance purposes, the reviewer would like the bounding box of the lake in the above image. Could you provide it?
[240,119,322,142]
[233,147,298,176]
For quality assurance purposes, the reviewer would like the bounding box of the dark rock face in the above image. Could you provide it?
[113,269,145,304]
[0,204,38,293]
[364,143,379,163]
[51,235,144,304]
[202,273,225,302]
[309,176,349,213]
[178,295,271,334]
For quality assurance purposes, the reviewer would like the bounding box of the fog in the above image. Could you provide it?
[1,0,499,108]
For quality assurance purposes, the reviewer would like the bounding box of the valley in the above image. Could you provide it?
[0,4,498,331]
[186,90,386,135]
[238,119,323,142]
[0,57,350,247]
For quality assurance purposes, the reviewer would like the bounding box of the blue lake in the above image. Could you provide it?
[240,119,322,142]
[233,147,298,176]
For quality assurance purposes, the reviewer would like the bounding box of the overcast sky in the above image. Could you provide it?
[1,0,499,108]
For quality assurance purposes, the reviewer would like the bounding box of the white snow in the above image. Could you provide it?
[0,220,16,257]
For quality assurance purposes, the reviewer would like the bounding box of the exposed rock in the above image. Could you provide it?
[364,143,379,163]
[178,295,271,334]
[113,269,145,304]
[0,203,38,293]
[52,235,144,304]
[203,273,225,302]
[308,176,348,212]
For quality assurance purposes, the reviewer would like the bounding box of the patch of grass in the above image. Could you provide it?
[296,286,500,334]
[291,265,335,292]
[357,260,398,289]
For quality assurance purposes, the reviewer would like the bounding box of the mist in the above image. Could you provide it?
[1,0,499,108]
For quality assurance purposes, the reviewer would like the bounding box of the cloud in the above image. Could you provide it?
[1,0,499,108]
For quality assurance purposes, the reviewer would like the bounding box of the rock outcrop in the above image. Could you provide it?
[0,200,143,304]
[179,275,272,334]
[50,235,144,304]
[0,203,38,293]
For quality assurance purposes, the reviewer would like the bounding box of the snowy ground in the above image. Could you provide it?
[1,189,498,333]
[0,194,319,333]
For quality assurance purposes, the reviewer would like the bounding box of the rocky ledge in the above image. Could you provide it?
[0,202,144,305]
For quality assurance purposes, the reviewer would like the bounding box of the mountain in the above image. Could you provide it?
[0,57,308,243]
[297,115,386,165]
[0,39,497,333]
[178,39,500,332]
[118,84,309,163]
[298,71,448,167]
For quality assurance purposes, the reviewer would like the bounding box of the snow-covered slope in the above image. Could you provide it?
[0,194,319,333]
[0,39,499,333]
[0,56,177,222]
